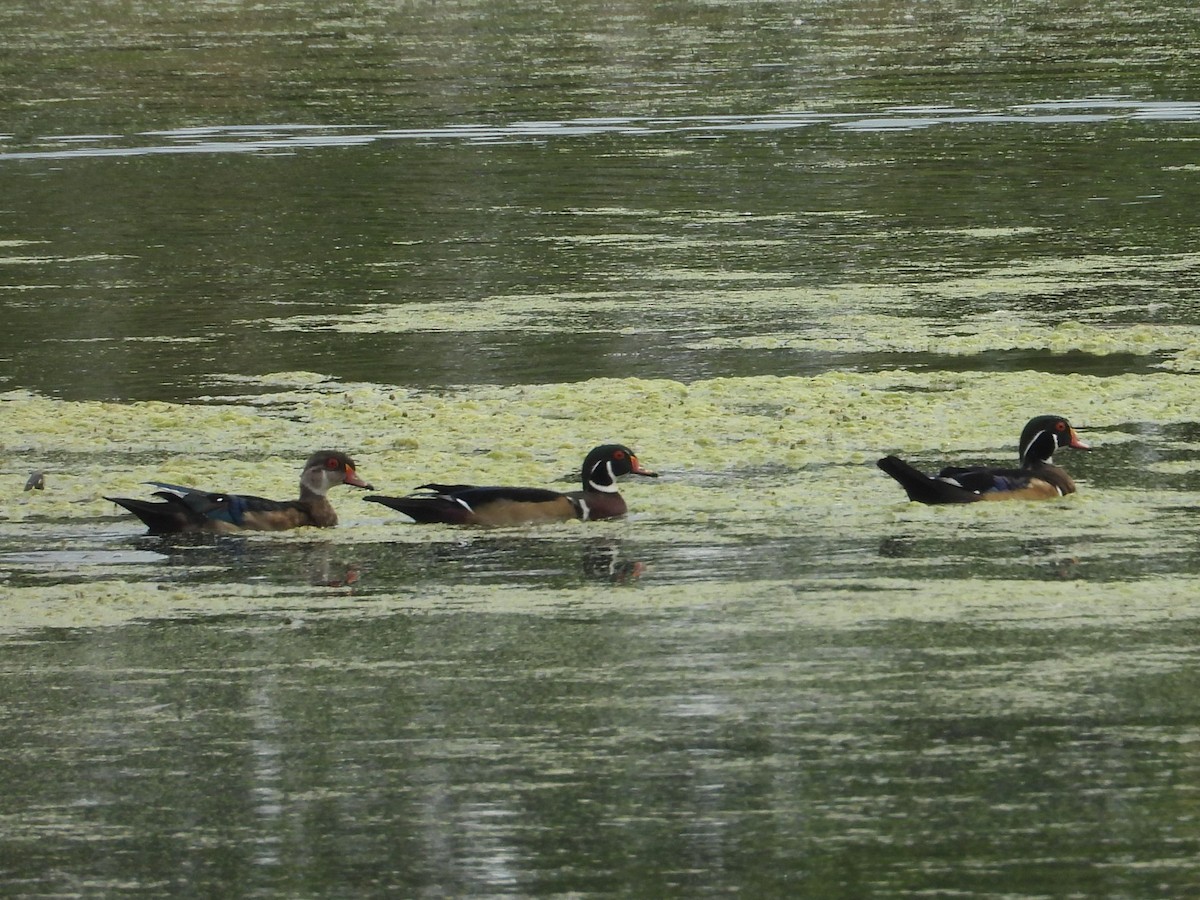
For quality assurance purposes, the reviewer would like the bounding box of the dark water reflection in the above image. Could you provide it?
[3,607,1198,897]
[4,101,1200,399]
[5,506,1180,598]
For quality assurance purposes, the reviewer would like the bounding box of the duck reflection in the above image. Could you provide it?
[878,532,1082,581]
[357,536,646,588]
[580,541,644,583]
[138,534,362,589]
[134,533,644,590]
[878,535,917,558]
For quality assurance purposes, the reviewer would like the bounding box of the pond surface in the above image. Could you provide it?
[4,0,1200,896]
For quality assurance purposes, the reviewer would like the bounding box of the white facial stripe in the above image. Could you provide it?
[587,459,619,493]
[1021,429,1049,462]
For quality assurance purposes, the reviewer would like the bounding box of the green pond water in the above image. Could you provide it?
[4,0,1200,896]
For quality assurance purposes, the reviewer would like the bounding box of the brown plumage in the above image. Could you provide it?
[107,451,373,534]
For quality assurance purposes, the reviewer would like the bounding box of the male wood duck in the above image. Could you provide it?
[877,415,1091,504]
[364,444,658,526]
[107,451,373,533]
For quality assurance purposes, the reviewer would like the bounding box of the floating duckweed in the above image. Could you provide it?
[2,364,1198,629]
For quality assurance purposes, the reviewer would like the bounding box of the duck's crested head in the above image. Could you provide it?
[581,444,658,492]
[302,450,374,493]
[1018,416,1090,466]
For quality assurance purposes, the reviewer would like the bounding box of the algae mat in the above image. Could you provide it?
[3,365,1200,633]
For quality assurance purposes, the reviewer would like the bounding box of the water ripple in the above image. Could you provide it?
[2,99,1196,161]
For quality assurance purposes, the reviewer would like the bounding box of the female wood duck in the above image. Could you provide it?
[107,451,373,533]
[364,444,658,526]
[877,415,1091,504]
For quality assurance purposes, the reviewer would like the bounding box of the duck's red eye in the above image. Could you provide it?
[1055,421,1066,432]
[613,450,626,460]
[326,457,341,469]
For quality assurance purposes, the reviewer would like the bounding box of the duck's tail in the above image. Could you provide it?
[106,494,200,533]
[362,494,473,525]
[876,456,981,505]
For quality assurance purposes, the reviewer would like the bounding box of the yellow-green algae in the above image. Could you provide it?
[4,574,1200,638]
[256,251,1200,343]
[1,368,1197,514]
[688,315,1200,361]
[0,368,1194,535]
[3,365,1199,632]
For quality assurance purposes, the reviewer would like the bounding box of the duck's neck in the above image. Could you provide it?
[1020,431,1058,470]
[299,469,334,500]
[584,460,619,494]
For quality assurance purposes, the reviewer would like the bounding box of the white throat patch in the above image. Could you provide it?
[587,460,619,493]
[304,468,335,497]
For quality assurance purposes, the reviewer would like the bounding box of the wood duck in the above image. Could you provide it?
[364,444,658,526]
[877,415,1091,504]
[107,451,373,533]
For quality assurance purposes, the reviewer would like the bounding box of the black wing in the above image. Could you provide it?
[936,466,1032,494]
[149,484,298,526]
[877,456,982,504]
[435,485,564,506]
